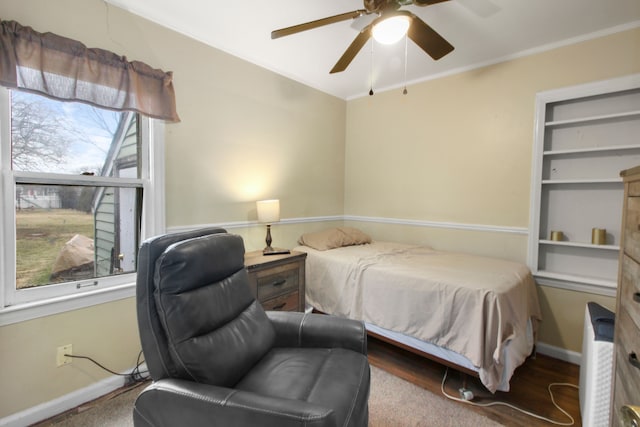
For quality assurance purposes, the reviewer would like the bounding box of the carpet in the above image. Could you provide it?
[40,366,502,426]
[367,367,501,426]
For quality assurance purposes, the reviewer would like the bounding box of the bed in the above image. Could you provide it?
[294,227,542,393]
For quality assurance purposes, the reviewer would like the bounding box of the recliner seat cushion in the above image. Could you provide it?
[154,233,275,386]
[235,347,370,426]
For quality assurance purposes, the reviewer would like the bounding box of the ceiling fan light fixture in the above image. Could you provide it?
[372,15,411,44]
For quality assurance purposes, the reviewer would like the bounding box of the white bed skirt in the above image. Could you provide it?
[365,319,534,392]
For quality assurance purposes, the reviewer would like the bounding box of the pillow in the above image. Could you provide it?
[298,227,371,251]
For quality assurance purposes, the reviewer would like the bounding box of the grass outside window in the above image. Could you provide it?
[16,209,93,289]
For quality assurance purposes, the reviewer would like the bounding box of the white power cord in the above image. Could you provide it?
[440,368,579,426]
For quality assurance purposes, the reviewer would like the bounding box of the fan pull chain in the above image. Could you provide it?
[369,38,374,96]
[402,34,408,95]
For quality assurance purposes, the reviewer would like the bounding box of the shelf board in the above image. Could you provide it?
[534,270,617,289]
[541,178,622,184]
[543,144,640,156]
[545,110,640,127]
[538,239,620,251]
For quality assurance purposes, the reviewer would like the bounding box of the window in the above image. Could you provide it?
[0,88,165,321]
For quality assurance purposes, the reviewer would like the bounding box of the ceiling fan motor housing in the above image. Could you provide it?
[272,0,454,73]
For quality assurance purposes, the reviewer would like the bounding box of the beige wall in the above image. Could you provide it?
[345,29,639,224]
[345,28,640,351]
[1,0,639,421]
[165,46,346,226]
[0,0,345,420]
[0,299,140,418]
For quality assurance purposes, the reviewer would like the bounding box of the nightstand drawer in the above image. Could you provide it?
[256,265,299,301]
[620,255,640,332]
[629,181,640,197]
[262,291,299,311]
[244,250,307,312]
[625,197,640,263]
[613,309,640,416]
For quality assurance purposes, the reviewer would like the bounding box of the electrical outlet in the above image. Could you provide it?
[56,344,72,367]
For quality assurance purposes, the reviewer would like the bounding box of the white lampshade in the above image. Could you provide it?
[372,15,411,45]
[257,199,280,224]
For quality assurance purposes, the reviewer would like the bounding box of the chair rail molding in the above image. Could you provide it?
[168,215,528,235]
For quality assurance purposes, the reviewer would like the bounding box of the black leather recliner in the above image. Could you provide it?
[133,228,370,426]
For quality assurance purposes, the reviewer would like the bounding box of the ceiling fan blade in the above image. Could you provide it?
[412,0,451,6]
[330,26,372,74]
[407,13,454,60]
[271,10,367,39]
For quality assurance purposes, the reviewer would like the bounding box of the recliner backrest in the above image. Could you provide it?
[137,228,228,381]
[153,233,275,386]
[137,228,275,385]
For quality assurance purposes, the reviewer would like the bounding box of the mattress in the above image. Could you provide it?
[295,241,542,393]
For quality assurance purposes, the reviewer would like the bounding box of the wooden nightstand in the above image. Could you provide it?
[244,250,307,312]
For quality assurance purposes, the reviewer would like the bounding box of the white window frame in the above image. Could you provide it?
[0,87,165,326]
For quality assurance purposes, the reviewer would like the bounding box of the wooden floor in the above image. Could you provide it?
[367,336,582,427]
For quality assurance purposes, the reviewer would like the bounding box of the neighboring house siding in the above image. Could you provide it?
[94,113,138,276]
[95,192,116,276]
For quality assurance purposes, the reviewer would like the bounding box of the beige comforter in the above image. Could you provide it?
[295,242,542,393]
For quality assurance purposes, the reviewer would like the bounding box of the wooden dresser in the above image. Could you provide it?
[244,250,306,312]
[612,166,640,426]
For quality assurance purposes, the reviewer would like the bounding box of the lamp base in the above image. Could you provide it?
[263,247,291,256]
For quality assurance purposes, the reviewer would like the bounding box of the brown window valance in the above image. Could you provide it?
[0,20,180,122]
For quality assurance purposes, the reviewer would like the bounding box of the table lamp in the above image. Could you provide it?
[257,199,289,255]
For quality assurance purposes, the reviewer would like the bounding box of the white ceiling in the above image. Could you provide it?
[106,0,640,100]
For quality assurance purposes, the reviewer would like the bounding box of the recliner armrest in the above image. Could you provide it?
[266,311,367,355]
[134,379,337,427]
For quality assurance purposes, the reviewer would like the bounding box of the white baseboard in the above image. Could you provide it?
[537,341,582,366]
[0,364,146,427]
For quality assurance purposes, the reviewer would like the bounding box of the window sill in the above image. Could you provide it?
[0,282,136,326]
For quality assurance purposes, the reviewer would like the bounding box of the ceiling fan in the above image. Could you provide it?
[271,0,455,74]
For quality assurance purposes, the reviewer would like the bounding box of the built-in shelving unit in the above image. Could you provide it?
[528,74,640,296]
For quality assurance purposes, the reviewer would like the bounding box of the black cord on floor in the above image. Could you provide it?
[440,367,578,426]
[65,350,149,384]
[129,350,149,383]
